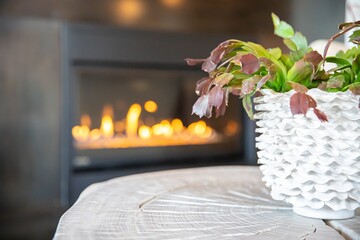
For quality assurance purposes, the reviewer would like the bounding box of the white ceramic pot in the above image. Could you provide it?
[254,89,360,219]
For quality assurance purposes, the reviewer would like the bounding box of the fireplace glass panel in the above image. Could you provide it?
[71,66,243,169]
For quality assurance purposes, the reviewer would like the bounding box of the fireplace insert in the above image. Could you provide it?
[61,24,256,204]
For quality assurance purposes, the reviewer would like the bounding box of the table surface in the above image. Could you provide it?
[54,166,360,239]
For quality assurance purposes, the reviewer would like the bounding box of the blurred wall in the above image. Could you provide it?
[291,0,346,44]
[0,18,62,239]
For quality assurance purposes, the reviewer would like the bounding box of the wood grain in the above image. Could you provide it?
[54,166,348,239]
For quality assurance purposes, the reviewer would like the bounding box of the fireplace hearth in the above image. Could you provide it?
[61,23,257,204]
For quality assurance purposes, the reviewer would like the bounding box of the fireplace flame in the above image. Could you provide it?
[71,100,235,149]
[100,116,114,138]
[126,103,142,138]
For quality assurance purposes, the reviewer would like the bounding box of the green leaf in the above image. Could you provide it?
[352,55,360,74]
[214,73,233,86]
[265,79,277,90]
[231,71,252,80]
[271,13,280,27]
[336,46,360,60]
[243,42,270,58]
[242,94,254,119]
[286,60,312,83]
[268,47,282,60]
[355,73,360,83]
[272,13,295,39]
[326,57,352,71]
[280,54,294,69]
[291,32,308,51]
[326,57,351,66]
[226,72,251,86]
[327,88,340,92]
[289,47,310,63]
[349,29,360,45]
[283,38,297,51]
[283,32,307,52]
[253,66,268,76]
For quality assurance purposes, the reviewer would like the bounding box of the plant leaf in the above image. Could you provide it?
[259,57,277,76]
[291,32,308,50]
[349,29,360,45]
[287,60,312,83]
[325,57,352,72]
[272,13,294,39]
[352,55,360,74]
[290,92,328,121]
[314,108,328,122]
[241,75,261,96]
[327,75,345,89]
[243,42,270,58]
[201,40,232,72]
[280,54,294,69]
[289,82,308,93]
[214,73,233,86]
[242,94,254,119]
[304,51,323,67]
[283,38,297,51]
[290,92,309,116]
[185,58,206,66]
[239,54,260,74]
[268,47,282,60]
[349,82,360,95]
[208,85,225,109]
[195,77,213,96]
[317,82,327,90]
[192,95,211,118]
[256,75,271,91]
[271,13,280,27]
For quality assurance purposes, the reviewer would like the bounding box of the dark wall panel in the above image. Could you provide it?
[0,19,61,212]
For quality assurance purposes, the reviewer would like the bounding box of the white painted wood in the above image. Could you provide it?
[326,208,360,240]
[53,166,351,239]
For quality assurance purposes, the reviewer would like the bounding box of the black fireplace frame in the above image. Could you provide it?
[60,23,257,205]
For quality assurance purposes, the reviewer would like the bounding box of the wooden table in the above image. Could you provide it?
[53,166,359,239]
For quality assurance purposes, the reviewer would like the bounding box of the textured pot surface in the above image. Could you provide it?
[254,89,360,219]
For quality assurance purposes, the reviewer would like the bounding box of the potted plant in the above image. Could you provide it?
[186,13,360,219]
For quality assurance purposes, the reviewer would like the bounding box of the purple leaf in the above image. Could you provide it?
[240,76,261,96]
[290,92,309,116]
[202,40,231,72]
[185,58,206,66]
[259,57,277,76]
[304,50,323,67]
[307,95,317,108]
[215,96,227,117]
[192,95,211,118]
[208,85,225,109]
[314,108,328,122]
[195,77,213,96]
[256,75,271,91]
[289,82,308,93]
[202,59,217,73]
[290,92,328,122]
[239,54,260,74]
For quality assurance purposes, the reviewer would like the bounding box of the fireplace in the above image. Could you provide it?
[61,24,256,204]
